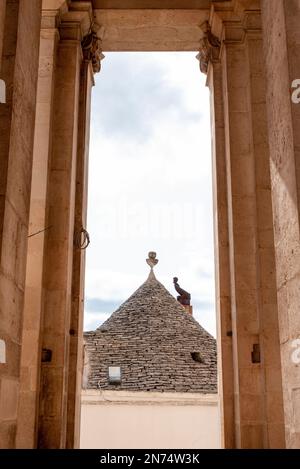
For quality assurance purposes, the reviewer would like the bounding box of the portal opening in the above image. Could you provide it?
[81,52,219,449]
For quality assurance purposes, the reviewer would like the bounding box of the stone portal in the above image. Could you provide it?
[0,0,299,449]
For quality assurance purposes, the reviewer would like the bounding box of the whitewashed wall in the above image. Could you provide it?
[80,390,221,449]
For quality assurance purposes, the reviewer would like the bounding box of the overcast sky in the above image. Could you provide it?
[84,52,216,336]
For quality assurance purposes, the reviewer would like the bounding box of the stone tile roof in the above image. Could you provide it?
[84,273,217,393]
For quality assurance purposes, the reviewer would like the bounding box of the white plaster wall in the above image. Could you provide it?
[80,390,221,449]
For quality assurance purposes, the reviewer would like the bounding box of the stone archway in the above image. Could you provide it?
[1,0,300,449]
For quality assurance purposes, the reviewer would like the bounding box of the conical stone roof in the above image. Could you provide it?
[84,272,217,393]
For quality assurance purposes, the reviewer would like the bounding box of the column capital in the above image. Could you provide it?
[41,1,94,39]
[196,21,222,75]
[41,0,68,30]
[223,10,262,44]
[59,1,94,41]
[57,2,104,74]
[81,30,105,74]
[197,7,263,74]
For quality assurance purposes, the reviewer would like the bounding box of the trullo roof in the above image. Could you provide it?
[84,268,217,393]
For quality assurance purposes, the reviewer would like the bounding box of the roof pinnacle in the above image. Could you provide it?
[146,252,158,279]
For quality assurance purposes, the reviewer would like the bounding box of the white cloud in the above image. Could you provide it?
[85,52,216,337]
[84,312,111,332]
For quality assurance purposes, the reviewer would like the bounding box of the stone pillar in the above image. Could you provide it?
[15,11,59,449]
[245,22,285,449]
[223,23,284,449]
[200,7,285,448]
[261,0,300,448]
[37,26,82,450]
[202,53,235,448]
[66,40,101,448]
[225,17,285,449]
[0,0,42,448]
[36,2,99,448]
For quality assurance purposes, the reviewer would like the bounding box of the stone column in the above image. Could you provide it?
[261,0,300,448]
[223,16,285,448]
[66,36,103,449]
[0,0,42,448]
[37,27,82,450]
[36,3,98,448]
[15,11,59,449]
[200,7,285,448]
[224,29,284,449]
[245,21,285,449]
[199,46,235,447]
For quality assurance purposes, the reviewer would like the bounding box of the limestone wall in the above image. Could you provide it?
[0,0,42,448]
[261,0,300,448]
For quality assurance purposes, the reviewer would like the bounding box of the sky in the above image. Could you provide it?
[84,52,216,337]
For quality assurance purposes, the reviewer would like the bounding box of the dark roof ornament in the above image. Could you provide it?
[173,277,191,306]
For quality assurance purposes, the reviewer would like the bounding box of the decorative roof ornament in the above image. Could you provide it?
[146,252,158,279]
[173,277,191,306]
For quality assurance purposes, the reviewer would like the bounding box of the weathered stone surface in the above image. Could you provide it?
[0,0,42,450]
[261,0,300,449]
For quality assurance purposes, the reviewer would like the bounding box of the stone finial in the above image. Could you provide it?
[146,252,158,270]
